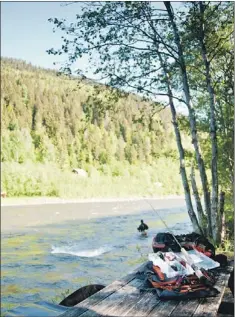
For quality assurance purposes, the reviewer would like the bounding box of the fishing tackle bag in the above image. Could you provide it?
[152,232,215,258]
[146,259,218,300]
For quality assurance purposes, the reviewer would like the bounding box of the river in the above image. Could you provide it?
[1,198,192,312]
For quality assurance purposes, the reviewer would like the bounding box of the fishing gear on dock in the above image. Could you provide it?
[143,198,216,286]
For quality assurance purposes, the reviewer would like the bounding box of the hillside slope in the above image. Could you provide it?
[1,57,192,198]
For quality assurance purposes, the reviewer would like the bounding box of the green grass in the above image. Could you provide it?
[1,159,184,198]
[217,238,234,259]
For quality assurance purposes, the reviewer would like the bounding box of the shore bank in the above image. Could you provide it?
[1,195,184,207]
[1,197,186,233]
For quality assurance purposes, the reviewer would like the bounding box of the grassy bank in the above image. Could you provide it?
[1,159,186,199]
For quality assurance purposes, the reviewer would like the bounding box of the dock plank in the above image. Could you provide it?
[147,300,179,317]
[100,279,144,316]
[170,299,202,317]
[122,291,160,316]
[147,299,179,317]
[60,262,147,317]
[193,272,230,317]
[80,279,143,316]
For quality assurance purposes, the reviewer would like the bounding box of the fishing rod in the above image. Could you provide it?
[144,198,181,249]
[143,198,214,284]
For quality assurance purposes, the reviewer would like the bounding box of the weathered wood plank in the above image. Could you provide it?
[170,298,202,317]
[193,272,230,317]
[100,279,144,316]
[60,262,148,317]
[218,287,234,316]
[81,279,142,317]
[122,291,160,316]
[147,299,179,317]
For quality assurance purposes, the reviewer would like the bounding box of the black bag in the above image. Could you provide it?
[152,232,215,258]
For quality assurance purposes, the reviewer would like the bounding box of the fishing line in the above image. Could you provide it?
[143,197,182,249]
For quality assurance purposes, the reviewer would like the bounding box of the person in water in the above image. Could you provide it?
[137,219,149,232]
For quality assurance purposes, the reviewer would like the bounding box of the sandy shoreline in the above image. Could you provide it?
[1,195,184,207]
[1,196,186,233]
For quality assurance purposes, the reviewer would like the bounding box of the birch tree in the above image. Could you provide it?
[48,1,233,242]
[164,2,212,237]
[183,1,234,242]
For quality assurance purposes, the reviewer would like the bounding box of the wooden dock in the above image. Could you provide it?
[60,262,233,317]
[6,261,233,317]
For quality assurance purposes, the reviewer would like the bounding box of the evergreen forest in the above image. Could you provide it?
[1,57,192,198]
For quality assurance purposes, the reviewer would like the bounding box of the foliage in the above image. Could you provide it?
[1,160,184,198]
[1,57,193,198]
[47,1,233,241]
[182,1,234,197]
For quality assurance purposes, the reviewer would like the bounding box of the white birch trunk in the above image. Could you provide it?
[190,165,206,234]
[157,52,203,235]
[198,1,219,243]
[219,191,226,244]
[164,1,212,239]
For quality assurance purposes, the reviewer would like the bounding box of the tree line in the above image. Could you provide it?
[1,57,186,168]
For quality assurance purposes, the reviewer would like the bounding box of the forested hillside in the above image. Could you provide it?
[1,57,192,197]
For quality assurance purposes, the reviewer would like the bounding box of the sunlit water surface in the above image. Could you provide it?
[2,200,192,312]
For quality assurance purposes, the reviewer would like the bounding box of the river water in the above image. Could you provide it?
[1,198,192,312]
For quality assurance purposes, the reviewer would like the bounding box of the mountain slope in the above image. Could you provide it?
[1,57,192,197]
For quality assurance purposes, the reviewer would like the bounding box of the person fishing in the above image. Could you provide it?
[137,219,149,234]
